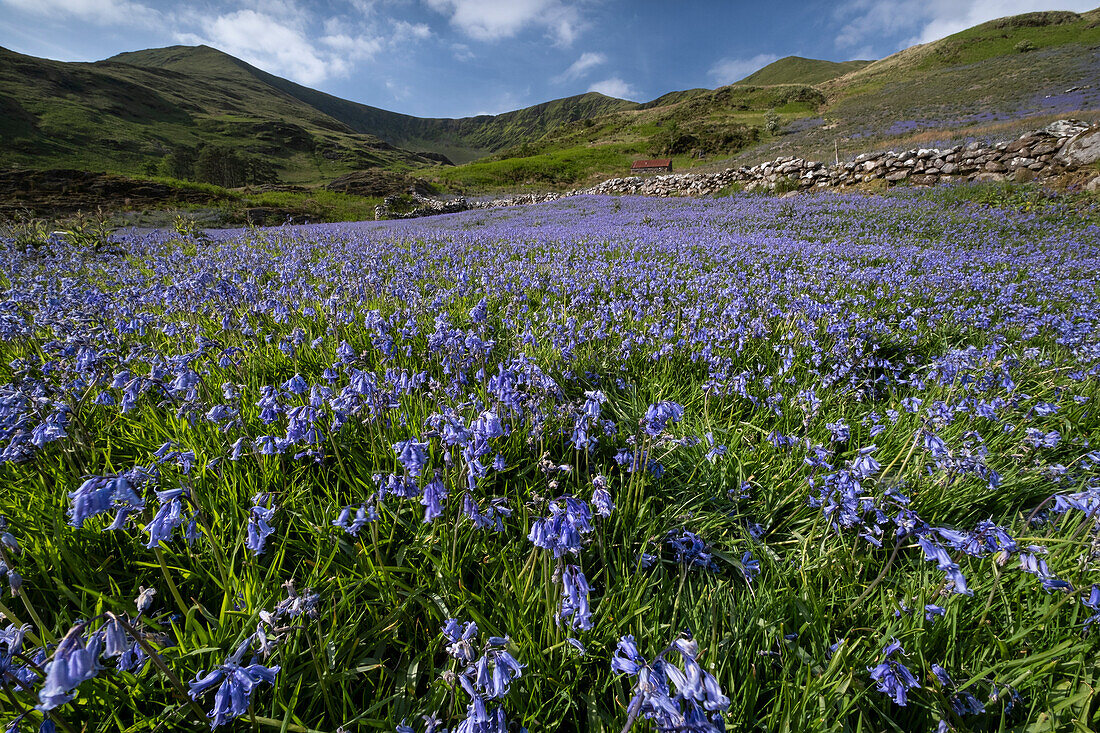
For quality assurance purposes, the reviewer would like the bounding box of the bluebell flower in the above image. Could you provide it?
[1019,552,1072,593]
[143,488,188,548]
[591,480,614,519]
[246,494,275,555]
[528,496,593,557]
[558,565,593,630]
[68,471,147,529]
[643,401,684,437]
[37,627,103,711]
[611,633,729,732]
[826,420,850,443]
[666,531,716,572]
[442,619,479,663]
[271,581,320,619]
[333,504,375,536]
[188,646,280,728]
[867,639,919,706]
[1082,585,1100,630]
[102,617,128,658]
[738,551,760,584]
[282,374,308,396]
[917,536,972,596]
[421,476,447,522]
[468,297,489,324]
[924,604,946,623]
[394,439,430,477]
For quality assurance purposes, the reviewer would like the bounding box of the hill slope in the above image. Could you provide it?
[738,7,1100,165]
[434,7,1100,191]
[3,6,1100,193]
[105,46,637,164]
[735,56,872,86]
[0,45,435,183]
[0,43,636,181]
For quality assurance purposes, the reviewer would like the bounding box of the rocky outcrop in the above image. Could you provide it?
[0,168,232,218]
[374,191,472,219]
[326,170,436,198]
[1055,126,1100,167]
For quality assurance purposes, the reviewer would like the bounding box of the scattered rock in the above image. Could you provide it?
[1055,127,1100,167]
[1042,119,1092,137]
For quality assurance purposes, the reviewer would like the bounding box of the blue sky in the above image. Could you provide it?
[1,0,1095,117]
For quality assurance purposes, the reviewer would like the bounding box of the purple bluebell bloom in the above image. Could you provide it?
[246,494,275,555]
[188,645,280,728]
[867,639,919,706]
[37,627,103,711]
[558,565,593,630]
[643,401,684,437]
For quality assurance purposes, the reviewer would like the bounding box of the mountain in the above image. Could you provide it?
[0,44,431,183]
[105,46,636,164]
[2,6,1098,192]
[435,7,1100,190]
[735,56,872,86]
[730,7,1100,165]
[0,43,635,182]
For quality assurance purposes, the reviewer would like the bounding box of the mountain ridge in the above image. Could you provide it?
[2,6,1099,189]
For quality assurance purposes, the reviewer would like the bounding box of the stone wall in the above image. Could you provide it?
[377,119,1100,218]
[573,119,1100,198]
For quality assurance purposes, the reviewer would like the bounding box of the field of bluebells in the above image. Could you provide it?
[1,188,1099,732]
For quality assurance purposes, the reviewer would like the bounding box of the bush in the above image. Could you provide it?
[764,110,782,135]
[773,175,800,194]
[1015,39,1037,53]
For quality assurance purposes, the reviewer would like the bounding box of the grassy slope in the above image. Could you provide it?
[735,56,872,86]
[433,85,826,191]
[4,7,1100,197]
[434,9,1100,191]
[0,44,636,183]
[0,45,434,184]
[732,8,1100,165]
[110,46,639,164]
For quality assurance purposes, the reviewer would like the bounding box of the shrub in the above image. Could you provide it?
[773,175,800,194]
[764,110,782,135]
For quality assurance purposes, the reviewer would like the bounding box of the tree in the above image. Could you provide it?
[195,145,246,188]
[162,146,197,180]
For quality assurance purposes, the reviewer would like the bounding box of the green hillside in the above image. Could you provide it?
[0,44,636,183]
[106,46,637,164]
[0,45,435,184]
[433,84,825,190]
[735,56,872,86]
[2,6,1099,198]
[735,7,1100,165]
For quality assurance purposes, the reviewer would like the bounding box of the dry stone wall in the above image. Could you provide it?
[572,119,1100,199]
[375,119,1100,218]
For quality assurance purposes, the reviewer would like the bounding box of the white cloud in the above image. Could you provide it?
[385,79,412,100]
[451,42,475,61]
[707,53,779,85]
[552,51,606,83]
[321,32,384,61]
[834,0,1098,53]
[176,9,374,85]
[0,0,159,27]
[425,0,582,45]
[393,20,432,41]
[588,77,638,100]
